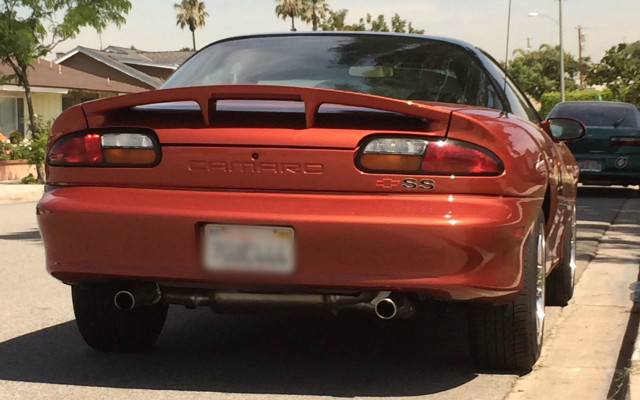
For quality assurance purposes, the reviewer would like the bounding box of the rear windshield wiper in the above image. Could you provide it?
[613,108,629,128]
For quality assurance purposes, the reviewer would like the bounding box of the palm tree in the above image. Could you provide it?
[301,0,329,31]
[174,0,209,51]
[275,0,303,32]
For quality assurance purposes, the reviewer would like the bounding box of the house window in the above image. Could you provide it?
[63,91,99,110]
[0,97,24,135]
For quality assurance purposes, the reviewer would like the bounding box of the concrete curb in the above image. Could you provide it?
[627,294,640,398]
[0,183,44,205]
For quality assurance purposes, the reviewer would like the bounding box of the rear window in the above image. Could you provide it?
[163,35,502,109]
[548,103,640,128]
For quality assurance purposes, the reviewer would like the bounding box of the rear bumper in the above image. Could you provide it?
[575,154,640,185]
[37,186,543,302]
[579,172,640,186]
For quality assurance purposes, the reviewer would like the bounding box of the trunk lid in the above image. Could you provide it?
[568,126,640,156]
[49,85,458,193]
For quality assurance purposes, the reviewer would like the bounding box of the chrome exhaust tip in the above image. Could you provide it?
[374,297,398,320]
[114,290,136,310]
[113,283,161,310]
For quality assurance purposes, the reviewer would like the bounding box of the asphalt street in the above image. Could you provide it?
[0,186,638,400]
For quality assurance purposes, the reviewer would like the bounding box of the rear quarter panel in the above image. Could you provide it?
[450,108,577,270]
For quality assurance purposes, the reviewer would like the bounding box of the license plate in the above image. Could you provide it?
[578,160,602,172]
[203,224,295,273]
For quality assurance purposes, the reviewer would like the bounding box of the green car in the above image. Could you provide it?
[547,101,640,187]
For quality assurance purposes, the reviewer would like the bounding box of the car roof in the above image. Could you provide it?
[555,101,637,108]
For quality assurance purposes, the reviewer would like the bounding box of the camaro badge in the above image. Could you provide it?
[615,157,628,169]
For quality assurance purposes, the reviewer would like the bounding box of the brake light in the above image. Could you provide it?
[48,131,160,167]
[357,137,503,175]
[611,137,640,146]
[422,140,502,174]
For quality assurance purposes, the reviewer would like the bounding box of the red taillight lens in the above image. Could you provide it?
[48,131,160,167]
[357,137,503,175]
[48,133,103,164]
[421,141,502,175]
[611,137,640,146]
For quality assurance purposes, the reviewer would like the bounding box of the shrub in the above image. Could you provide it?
[20,173,39,184]
[24,118,52,183]
[0,136,29,161]
[1,118,52,183]
[539,89,614,118]
[0,140,11,161]
[9,130,22,144]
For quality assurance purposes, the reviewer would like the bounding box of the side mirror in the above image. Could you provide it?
[541,118,586,141]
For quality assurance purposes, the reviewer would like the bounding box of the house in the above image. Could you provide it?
[55,46,194,90]
[0,59,146,136]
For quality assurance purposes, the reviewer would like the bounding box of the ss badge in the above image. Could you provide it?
[402,178,436,190]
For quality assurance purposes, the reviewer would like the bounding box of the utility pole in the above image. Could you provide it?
[577,26,584,88]
[559,0,565,101]
[526,37,532,51]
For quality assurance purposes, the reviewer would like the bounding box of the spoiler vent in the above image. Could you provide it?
[103,101,205,128]
[79,85,450,132]
[206,100,428,130]
[315,104,429,131]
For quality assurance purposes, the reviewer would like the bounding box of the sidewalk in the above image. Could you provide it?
[0,182,44,205]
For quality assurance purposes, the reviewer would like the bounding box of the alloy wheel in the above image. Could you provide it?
[535,224,547,346]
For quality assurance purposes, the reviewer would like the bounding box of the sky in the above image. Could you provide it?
[52,0,640,63]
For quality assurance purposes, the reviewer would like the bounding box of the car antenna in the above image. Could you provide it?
[501,0,513,117]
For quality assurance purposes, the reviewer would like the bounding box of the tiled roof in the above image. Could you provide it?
[55,46,194,89]
[0,60,147,93]
[102,46,194,67]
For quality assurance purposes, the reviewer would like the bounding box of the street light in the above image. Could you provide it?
[528,3,565,102]
[527,12,557,24]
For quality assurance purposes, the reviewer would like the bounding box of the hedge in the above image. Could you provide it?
[539,89,614,118]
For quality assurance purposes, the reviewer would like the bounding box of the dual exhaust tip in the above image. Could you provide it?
[114,285,414,320]
[114,290,137,310]
[114,284,161,311]
[373,296,415,320]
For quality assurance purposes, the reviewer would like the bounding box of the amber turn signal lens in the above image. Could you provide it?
[359,154,423,171]
[103,148,158,165]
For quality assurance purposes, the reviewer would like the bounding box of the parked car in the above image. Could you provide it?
[547,101,640,187]
[37,33,585,372]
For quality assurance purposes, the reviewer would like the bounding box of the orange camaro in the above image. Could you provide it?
[38,33,585,372]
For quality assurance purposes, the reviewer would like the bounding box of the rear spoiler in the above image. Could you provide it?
[52,85,453,141]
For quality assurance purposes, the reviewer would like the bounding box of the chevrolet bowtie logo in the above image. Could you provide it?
[376,178,401,189]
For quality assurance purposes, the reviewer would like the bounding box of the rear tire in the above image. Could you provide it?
[468,212,546,372]
[72,284,168,352]
[546,205,576,306]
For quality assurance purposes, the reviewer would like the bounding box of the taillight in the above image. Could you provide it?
[48,130,160,167]
[611,137,640,146]
[360,138,426,171]
[357,137,503,175]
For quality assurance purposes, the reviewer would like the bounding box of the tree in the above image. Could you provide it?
[0,0,131,177]
[587,41,640,103]
[366,14,388,32]
[275,0,303,32]
[320,10,424,34]
[174,0,209,51]
[391,13,423,34]
[507,44,587,102]
[319,9,348,31]
[300,0,329,31]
